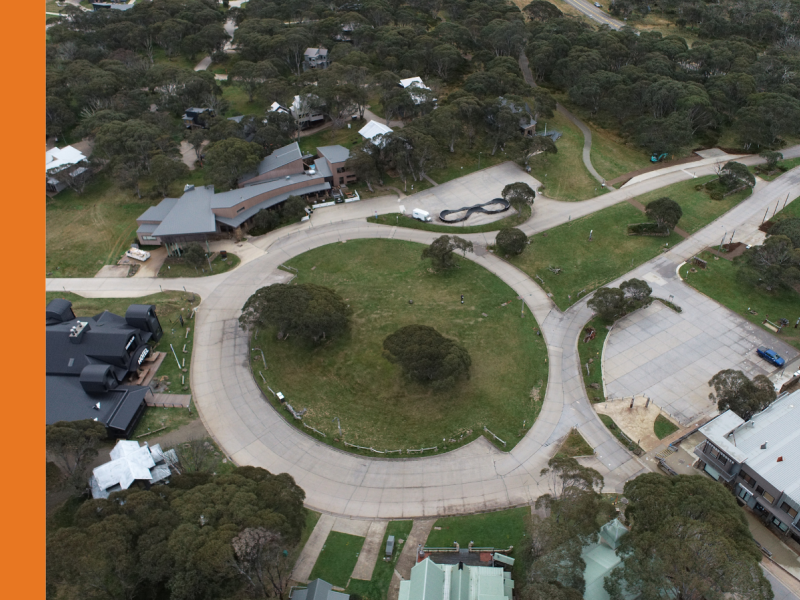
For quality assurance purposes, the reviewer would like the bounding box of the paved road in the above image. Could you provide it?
[560,0,625,30]
[45,158,800,518]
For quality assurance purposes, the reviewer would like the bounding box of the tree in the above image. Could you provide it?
[239,283,352,343]
[170,437,218,473]
[150,154,189,196]
[708,369,777,420]
[496,228,527,255]
[421,235,460,270]
[769,217,800,249]
[204,138,263,188]
[737,235,800,291]
[95,119,166,173]
[187,129,207,165]
[281,196,307,222]
[645,197,683,232]
[251,208,281,234]
[230,529,293,599]
[524,1,564,22]
[452,236,473,257]
[46,96,76,138]
[46,419,106,491]
[345,147,381,192]
[181,243,207,268]
[606,474,772,600]
[620,278,652,305]
[719,161,756,191]
[382,325,471,389]
[502,182,536,210]
[587,287,626,321]
[539,456,604,502]
[759,150,783,171]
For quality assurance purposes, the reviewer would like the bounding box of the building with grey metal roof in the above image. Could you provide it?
[397,557,513,600]
[90,440,178,499]
[694,389,800,542]
[290,579,348,600]
[136,144,333,246]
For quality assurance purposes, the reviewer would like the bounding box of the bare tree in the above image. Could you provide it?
[171,437,218,473]
[230,529,293,599]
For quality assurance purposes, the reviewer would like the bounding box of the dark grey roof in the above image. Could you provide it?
[216,182,330,228]
[138,198,178,222]
[312,158,332,179]
[255,142,302,175]
[317,145,350,164]
[47,376,148,434]
[291,580,349,600]
[93,2,135,10]
[152,187,217,237]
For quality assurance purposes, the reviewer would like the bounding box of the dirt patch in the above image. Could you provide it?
[595,396,681,452]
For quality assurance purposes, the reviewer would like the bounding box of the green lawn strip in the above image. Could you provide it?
[557,428,594,458]
[372,204,531,234]
[588,127,652,182]
[425,507,530,579]
[425,145,508,185]
[346,521,414,600]
[632,176,752,234]
[221,85,268,118]
[598,414,644,455]
[298,125,366,155]
[577,316,613,403]
[776,197,800,220]
[46,291,201,396]
[158,253,241,278]
[679,251,800,350]
[654,414,679,440]
[309,532,365,588]
[750,158,800,182]
[528,110,608,201]
[507,203,681,309]
[46,1,65,13]
[250,239,547,455]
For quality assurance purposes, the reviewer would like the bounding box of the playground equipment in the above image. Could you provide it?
[651,152,668,163]
[439,198,511,223]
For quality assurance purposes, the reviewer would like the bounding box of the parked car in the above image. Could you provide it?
[594,2,602,6]
[757,347,785,368]
[412,208,432,222]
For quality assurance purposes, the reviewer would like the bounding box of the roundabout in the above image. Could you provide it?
[245,239,548,455]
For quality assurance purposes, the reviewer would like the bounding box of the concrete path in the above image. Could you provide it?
[351,521,389,580]
[388,519,436,600]
[560,0,625,29]
[194,56,212,71]
[292,514,336,583]
[45,162,800,519]
[762,563,800,600]
[364,108,404,129]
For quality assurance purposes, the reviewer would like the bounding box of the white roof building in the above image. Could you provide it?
[90,439,178,499]
[399,77,435,105]
[358,120,393,147]
[398,557,513,600]
[46,145,87,174]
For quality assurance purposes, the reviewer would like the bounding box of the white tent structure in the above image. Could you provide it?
[358,120,393,147]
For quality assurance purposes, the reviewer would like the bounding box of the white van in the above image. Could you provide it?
[412,208,432,222]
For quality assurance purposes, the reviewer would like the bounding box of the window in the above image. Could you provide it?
[339,177,344,185]
[738,486,751,500]
[773,517,788,532]
[756,485,765,495]
[742,473,757,486]
[142,235,157,241]
[780,502,798,518]
[763,491,775,504]
[236,206,246,213]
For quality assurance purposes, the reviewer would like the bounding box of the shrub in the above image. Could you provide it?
[496,227,527,255]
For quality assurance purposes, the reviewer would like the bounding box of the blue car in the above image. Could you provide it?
[757,347,785,368]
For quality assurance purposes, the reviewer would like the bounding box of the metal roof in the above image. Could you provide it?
[91,440,175,498]
[254,141,302,175]
[699,410,748,462]
[401,559,512,600]
[46,145,86,173]
[317,145,350,164]
[215,182,330,228]
[359,120,393,142]
[137,198,178,223]
[152,186,217,237]
[399,77,428,89]
[312,158,332,178]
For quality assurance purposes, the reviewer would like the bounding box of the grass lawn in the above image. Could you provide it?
[158,252,240,277]
[372,204,531,234]
[425,143,509,185]
[598,414,643,455]
[528,110,608,202]
[751,158,800,182]
[221,85,268,118]
[290,511,322,569]
[680,251,800,350]
[426,507,530,579]
[654,414,679,440]
[347,521,414,600]
[309,532,365,587]
[633,176,752,234]
[250,240,548,454]
[558,428,594,457]
[507,203,682,309]
[151,47,197,71]
[577,315,613,403]
[298,125,365,155]
[46,291,201,396]
[46,1,65,13]
[46,176,161,277]
[589,125,652,182]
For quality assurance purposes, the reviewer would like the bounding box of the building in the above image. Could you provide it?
[399,557,514,600]
[46,145,88,193]
[581,519,633,600]
[136,142,331,246]
[90,440,178,499]
[181,107,214,129]
[46,299,163,438]
[304,48,329,70]
[497,97,537,137]
[399,77,435,105]
[694,389,800,542]
[290,579,348,600]
[92,2,135,10]
[317,145,355,187]
[358,120,393,147]
[291,94,326,128]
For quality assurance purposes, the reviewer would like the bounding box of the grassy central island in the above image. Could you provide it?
[248,239,548,455]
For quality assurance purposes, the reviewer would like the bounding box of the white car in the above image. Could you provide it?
[594,2,602,6]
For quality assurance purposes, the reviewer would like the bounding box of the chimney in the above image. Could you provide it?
[761,442,768,449]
